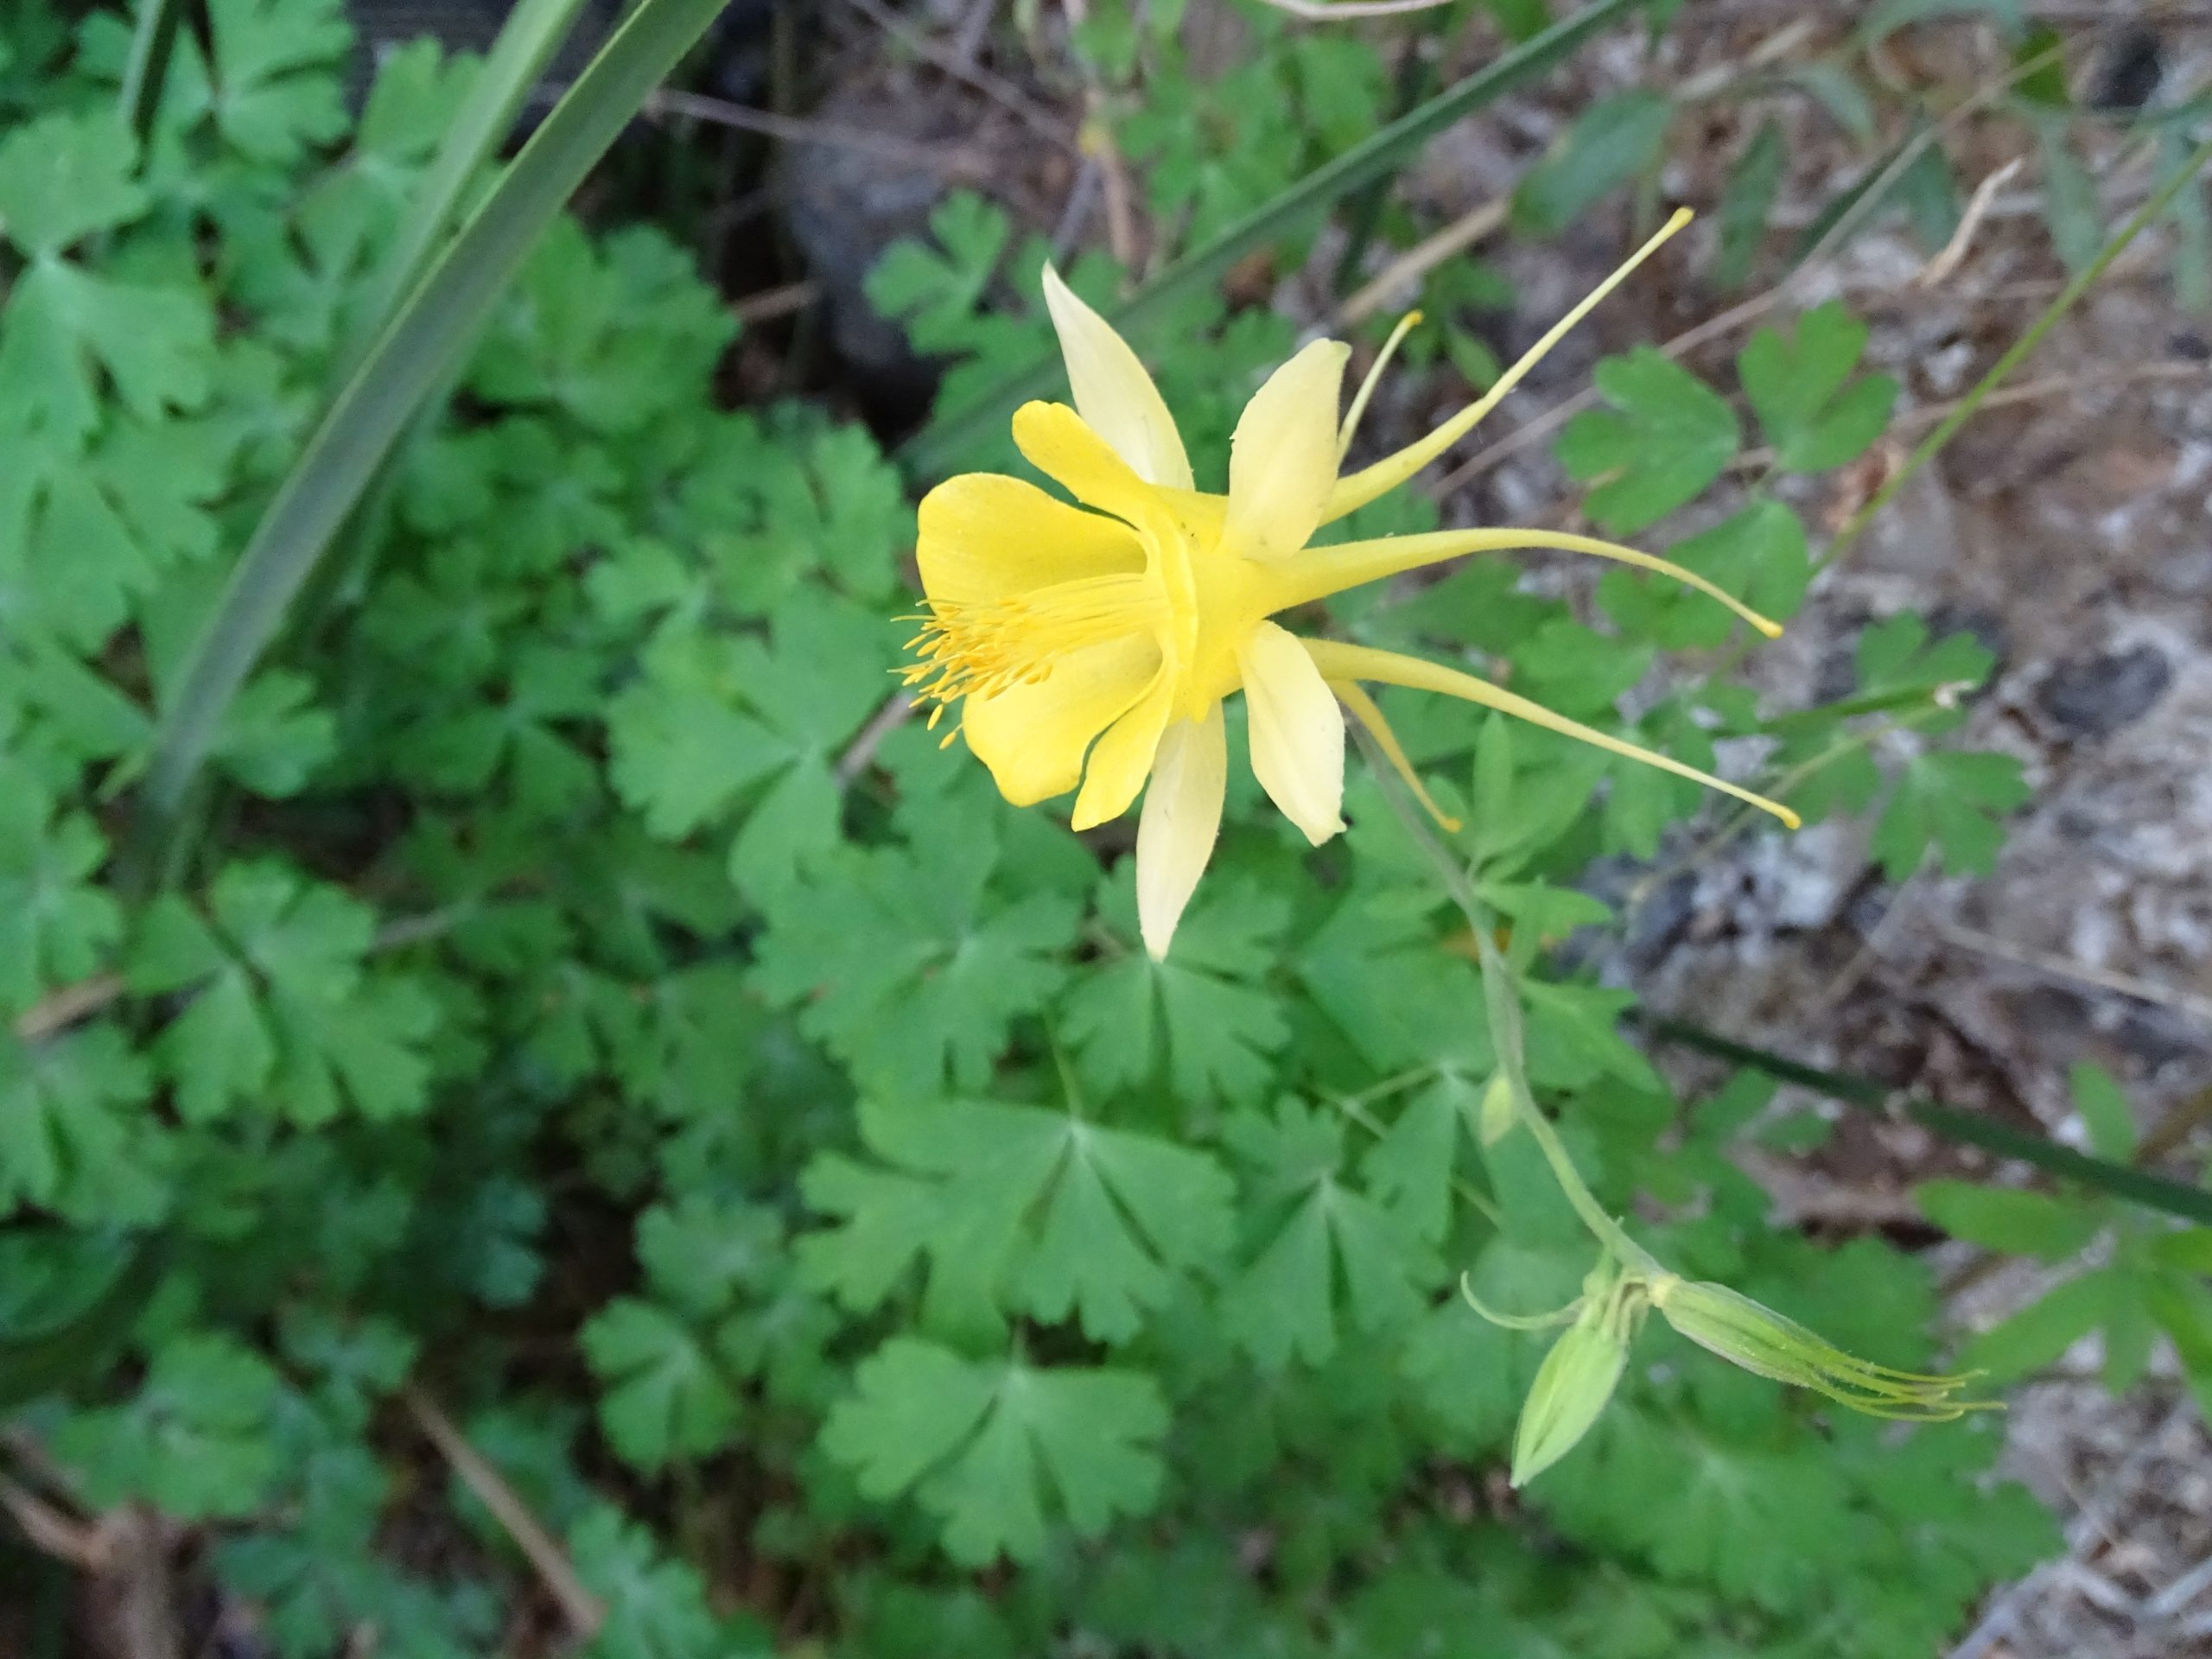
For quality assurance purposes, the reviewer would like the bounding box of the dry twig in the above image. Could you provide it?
[1928,920,2212,1029]
[403,1385,605,1638]
[1250,0,1464,18]
[1918,157,2025,289]
[838,0,1073,146]
[1336,199,1509,327]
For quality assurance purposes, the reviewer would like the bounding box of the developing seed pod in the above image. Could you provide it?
[1477,1070,1516,1147]
[1648,1274,1993,1421]
[1510,1309,1629,1487]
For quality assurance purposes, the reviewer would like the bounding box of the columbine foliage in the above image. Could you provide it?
[0,0,2085,1651]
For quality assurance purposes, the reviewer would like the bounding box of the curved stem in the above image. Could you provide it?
[1349,722,1658,1274]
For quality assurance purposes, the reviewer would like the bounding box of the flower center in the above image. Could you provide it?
[902,573,1168,715]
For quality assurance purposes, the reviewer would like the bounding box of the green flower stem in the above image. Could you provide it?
[1350,724,1656,1274]
[1823,131,2212,572]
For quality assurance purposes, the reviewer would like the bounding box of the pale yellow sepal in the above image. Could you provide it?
[1223,339,1350,563]
[1136,703,1228,959]
[1039,263,1194,490]
[1239,623,1345,845]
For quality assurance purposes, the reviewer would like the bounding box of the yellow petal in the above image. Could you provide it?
[1040,263,1194,490]
[917,472,1145,607]
[963,634,1162,806]
[1223,339,1351,563]
[1136,702,1227,960]
[1324,207,1694,524]
[1301,638,1801,830]
[1238,621,1345,844]
[1071,665,1175,830]
[1331,680,1461,832]
[1012,400,1160,524]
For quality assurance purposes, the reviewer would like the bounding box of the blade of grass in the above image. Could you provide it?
[1642,1016,2212,1228]
[117,0,201,149]
[333,0,594,386]
[134,0,731,852]
[899,0,1652,479]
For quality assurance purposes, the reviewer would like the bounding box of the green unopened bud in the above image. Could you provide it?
[1476,1070,1516,1146]
[1510,1308,1627,1487]
[1648,1275,1993,1421]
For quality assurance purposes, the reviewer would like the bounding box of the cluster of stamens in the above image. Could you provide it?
[899,575,1163,744]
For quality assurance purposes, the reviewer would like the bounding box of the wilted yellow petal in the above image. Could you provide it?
[1324,207,1694,524]
[1222,340,1351,563]
[1071,665,1176,830]
[1302,638,1801,830]
[962,634,1162,806]
[1136,702,1227,959]
[917,473,1145,607]
[1239,622,1345,844]
[1040,263,1194,490]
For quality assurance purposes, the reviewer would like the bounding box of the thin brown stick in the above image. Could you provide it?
[642,88,986,172]
[1726,359,2212,468]
[836,692,916,790]
[1928,921,2212,1028]
[14,974,124,1044]
[1423,272,2102,499]
[1424,286,1791,498]
[1081,92,1141,271]
[732,280,821,325]
[1919,156,2025,289]
[403,1385,604,1637]
[837,0,1074,146]
[0,1472,102,1568]
[1336,198,1509,327]
[1249,0,1463,19]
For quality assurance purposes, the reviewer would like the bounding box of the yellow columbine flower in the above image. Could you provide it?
[904,208,1798,960]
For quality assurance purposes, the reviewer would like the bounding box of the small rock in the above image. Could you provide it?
[1927,602,2009,678]
[2037,644,2174,738]
[2088,24,2163,112]
[1624,868,1698,974]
